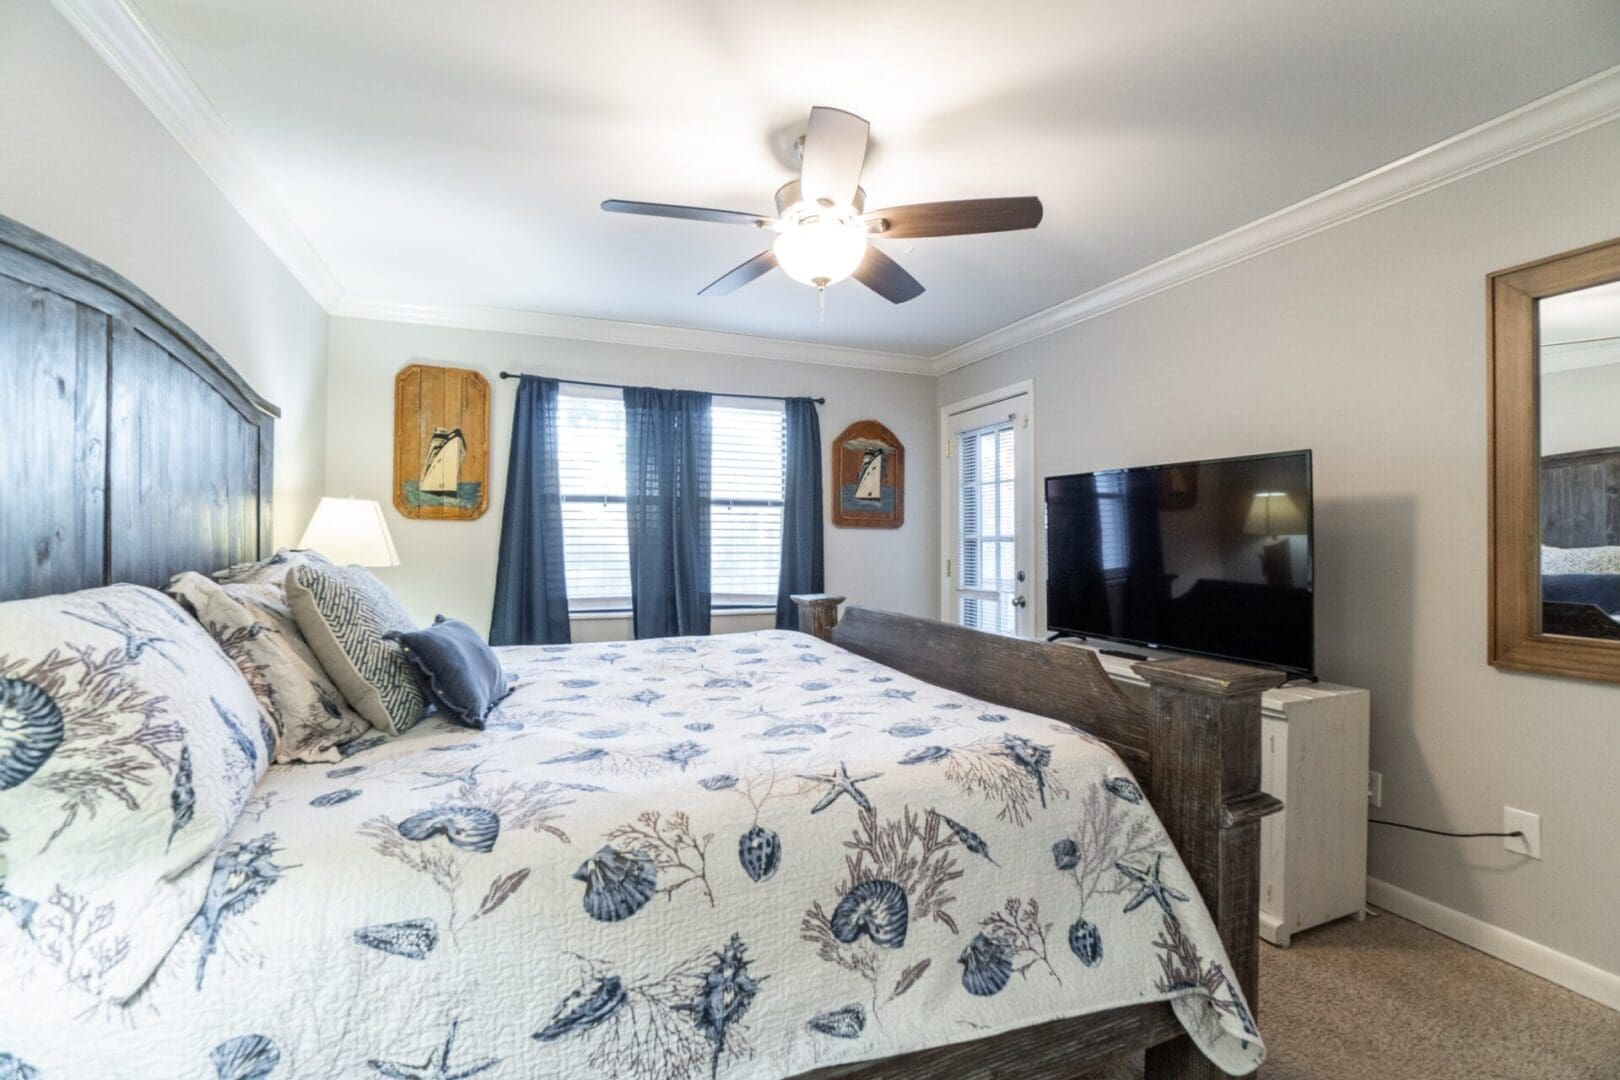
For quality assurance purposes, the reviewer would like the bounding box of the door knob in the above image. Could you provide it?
[1012,595,1027,609]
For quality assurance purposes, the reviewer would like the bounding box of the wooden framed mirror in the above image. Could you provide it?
[1489,236,1620,683]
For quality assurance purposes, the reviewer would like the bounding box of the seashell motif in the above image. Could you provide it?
[544,748,607,764]
[830,879,909,949]
[655,644,696,654]
[0,677,63,790]
[561,679,598,689]
[882,689,917,701]
[762,722,825,738]
[685,721,714,732]
[210,1034,280,1080]
[679,933,762,1075]
[0,886,38,930]
[214,698,259,768]
[899,746,951,765]
[573,845,658,922]
[763,746,811,755]
[978,712,1009,724]
[806,1004,866,1039]
[1001,733,1053,807]
[1104,777,1143,804]
[398,806,501,853]
[534,975,628,1042]
[258,718,277,760]
[959,932,1015,996]
[885,723,932,738]
[869,675,892,683]
[327,765,363,778]
[800,681,833,691]
[1051,838,1082,871]
[353,918,439,959]
[578,728,626,740]
[938,702,964,710]
[702,675,751,690]
[338,734,387,758]
[0,1053,40,1080]
[1069,917,1103,967]
[734,646,762,655]
[310,788,361,808]
[660,740,708,770]
[628,689,665,706]
[169,744,196,848]
[738,825,782,882]
[699,773,739,791]
[428,742,479,753]
[938,814,999,865]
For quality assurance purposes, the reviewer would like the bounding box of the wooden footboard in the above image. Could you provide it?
[792,596,1284,1077]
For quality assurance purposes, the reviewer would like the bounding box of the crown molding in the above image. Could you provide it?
[51,0,345,308]
[931,63,1620,375]
[333,298,935,374]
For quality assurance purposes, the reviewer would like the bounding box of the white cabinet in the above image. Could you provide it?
[1068,644,1370,946]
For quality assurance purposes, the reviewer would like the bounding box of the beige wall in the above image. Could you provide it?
[325,317,939,635]
[939,120,1620,979]
[0,0,329,546]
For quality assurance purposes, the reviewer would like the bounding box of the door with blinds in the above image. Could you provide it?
[943,387,1034,637]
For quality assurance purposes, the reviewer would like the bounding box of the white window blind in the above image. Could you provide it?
[1097,470,1128,572]
[957,420,1017,634]
[554,388,784,614]
[710,398,784,608]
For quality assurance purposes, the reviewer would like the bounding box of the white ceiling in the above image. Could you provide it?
[131,0,1620,359]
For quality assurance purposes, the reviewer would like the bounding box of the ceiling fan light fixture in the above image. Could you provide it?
[771,207,867,288]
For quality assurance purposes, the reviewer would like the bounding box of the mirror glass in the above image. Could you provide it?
[1538,279,1620,639]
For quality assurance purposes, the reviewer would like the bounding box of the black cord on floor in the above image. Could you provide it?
[1369,819,1525,840]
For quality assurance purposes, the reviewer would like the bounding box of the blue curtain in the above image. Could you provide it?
[489,375,572,645]
[624,387,712,638]
[775,397,824,629]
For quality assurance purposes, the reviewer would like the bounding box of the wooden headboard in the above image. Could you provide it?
[1541,446,1620,549]
[0,215,277,601]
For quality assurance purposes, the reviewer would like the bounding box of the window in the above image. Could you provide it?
[957,420,1017,634]
[554,387,784,613]
[1096,470,1128,572]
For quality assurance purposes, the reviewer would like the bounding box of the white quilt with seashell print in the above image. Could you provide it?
[1,630,1263,1078]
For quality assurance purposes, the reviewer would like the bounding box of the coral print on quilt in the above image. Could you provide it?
[2,630,1263,1078]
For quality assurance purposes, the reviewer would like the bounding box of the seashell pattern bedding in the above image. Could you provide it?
[1,630,1263,1078]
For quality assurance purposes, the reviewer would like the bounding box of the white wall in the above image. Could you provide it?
[0,0,329,545]
[939,120,1620,982]
[1542,361,1620,457]
[325,317,938,636]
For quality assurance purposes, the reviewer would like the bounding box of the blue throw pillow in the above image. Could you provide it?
[384,616,510,729]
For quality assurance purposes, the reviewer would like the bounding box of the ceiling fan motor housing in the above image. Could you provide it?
[774,180,866,220]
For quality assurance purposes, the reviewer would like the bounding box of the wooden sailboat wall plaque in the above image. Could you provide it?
[393,363,490,520]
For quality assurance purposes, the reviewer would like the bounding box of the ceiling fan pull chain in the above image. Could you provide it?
[818,285,827,323]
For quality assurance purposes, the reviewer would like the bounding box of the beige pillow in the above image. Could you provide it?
[285,563,427,735]
[168,572,369,762]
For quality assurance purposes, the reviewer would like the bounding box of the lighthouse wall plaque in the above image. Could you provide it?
[831,419,903,528]
[393,363,490,520]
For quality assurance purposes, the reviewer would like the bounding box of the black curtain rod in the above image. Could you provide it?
[499,370,824,405]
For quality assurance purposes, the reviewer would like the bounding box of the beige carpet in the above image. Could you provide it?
[1081,908,1620,1079]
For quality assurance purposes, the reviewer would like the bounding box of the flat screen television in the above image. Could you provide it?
[1045,450,1314,675]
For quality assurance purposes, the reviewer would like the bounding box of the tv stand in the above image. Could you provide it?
[1098,647,1148,661]
[1059,639,1369,947]
[1046,630,1087,643]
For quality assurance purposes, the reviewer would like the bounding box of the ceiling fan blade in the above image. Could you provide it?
[853,246,924,304]
[602,199,771,227]
[865,197,1043,239]
[699,250,778,296]
[799,107,869,207]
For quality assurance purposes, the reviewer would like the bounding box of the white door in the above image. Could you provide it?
[943,386,1034,637]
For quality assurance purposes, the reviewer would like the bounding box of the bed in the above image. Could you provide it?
[1540,448,1620,640]
[0,213,1281,1078]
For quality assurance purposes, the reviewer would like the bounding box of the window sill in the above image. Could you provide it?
[567,607,776,622]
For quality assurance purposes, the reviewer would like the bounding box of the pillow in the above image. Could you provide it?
[385,616,511,729]
[285,563,427,735]
[168,572,370,763]
[1541,573,1620,617]
[1542,544,1620,576]
[210,546,333,587]
[0,584,271,1003]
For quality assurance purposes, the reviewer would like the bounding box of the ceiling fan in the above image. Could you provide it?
[602,106,1043,305]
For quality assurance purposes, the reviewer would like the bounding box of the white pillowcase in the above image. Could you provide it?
[0,585,271,1002]
[1541,545,1620,576]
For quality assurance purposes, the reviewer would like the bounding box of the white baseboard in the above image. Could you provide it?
[1366,876,1620,1011]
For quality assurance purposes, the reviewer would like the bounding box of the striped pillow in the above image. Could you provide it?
[285,564,427,735]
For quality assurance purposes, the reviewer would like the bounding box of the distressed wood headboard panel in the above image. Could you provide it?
[1541,446,1620,549]
[0,214,278,601]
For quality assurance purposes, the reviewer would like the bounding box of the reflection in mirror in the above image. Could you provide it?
[1538,279,1620,640]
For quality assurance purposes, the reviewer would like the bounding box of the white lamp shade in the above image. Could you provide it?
[297,497,400,567]
[1243,491,1306,538]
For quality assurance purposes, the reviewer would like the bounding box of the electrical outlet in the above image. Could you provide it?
[1503,807,1541,860]
[1367,771,1383,808]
